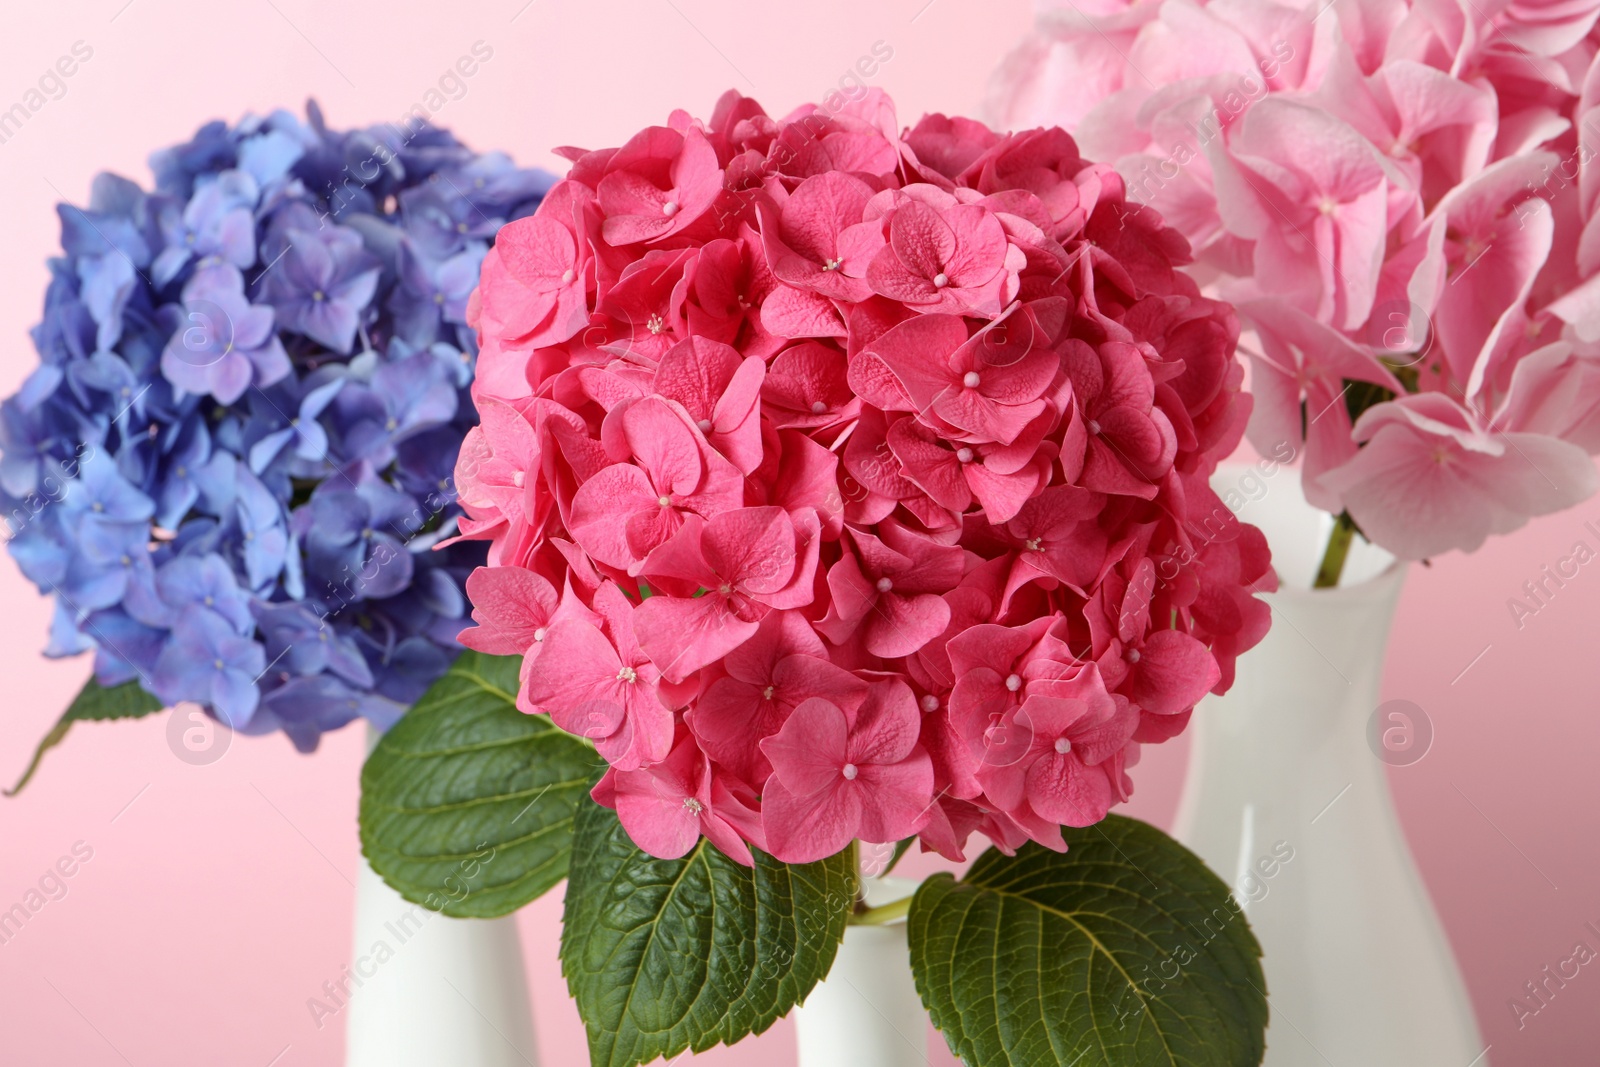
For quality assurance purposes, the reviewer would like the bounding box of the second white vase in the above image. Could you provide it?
[794,876,926,1067]
[1173,466,1485,1066]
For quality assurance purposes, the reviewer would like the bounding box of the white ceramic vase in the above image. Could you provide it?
[1173,466,1486,1066]
[794,876,927,1067]
[345,728,539,1067]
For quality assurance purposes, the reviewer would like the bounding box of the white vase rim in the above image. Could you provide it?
[1265,556,1407,606]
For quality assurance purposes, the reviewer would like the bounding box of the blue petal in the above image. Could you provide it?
[248,426,294,473]
[45,602,95,658]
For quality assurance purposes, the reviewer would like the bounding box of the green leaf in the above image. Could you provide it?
[6,676,164,796]
[561,799,857,1067]
[909,814,1268,1067]
[359,650,602,917]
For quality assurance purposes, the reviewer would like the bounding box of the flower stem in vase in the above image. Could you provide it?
[849,894,914,927]
[1314,510,1359,589]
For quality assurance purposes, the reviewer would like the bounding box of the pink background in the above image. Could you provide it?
[0,1,1596,1063]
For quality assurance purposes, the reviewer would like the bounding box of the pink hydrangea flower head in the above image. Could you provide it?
[456,91,1272,865]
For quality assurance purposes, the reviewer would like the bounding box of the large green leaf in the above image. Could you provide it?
[359,650,601,917]
[910,814,1268,1067]
[6,677,164,796]
[561,800,856,1067]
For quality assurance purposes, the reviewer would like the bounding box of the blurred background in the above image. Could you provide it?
[0,1,1594,1064]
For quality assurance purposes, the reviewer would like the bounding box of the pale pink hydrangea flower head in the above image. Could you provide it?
[990,0,1600,562]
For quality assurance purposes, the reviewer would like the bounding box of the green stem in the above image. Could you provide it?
[1314,511,1357,589]
[849,895,914,926]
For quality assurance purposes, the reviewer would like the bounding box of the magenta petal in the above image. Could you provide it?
[1130,630,1221,715]
[613,751,704,860]
[636,593,760,683]
[963,460,1040,523]
[815,551,877,644]
[616,789,703,859]
[723,609,827,684]
[701,507,796,594]
[569,464,659,569]
[862,591,951,658]
[854,750,936,842]
[1026,755,1115,827]
[690,678,784,784]
[780,172,875,264]
[700,812,755,866]
[760,696,850,796]
[654,337,741,422]
[523,619,624,731]
[623,398,704,497]
[624,504,686,565]
[887,418,971,511]
[773,654,869,712]
[866,314,969,408]
[760,776,861,863]
[459,566,559,655]
[846,678,923,764]
[497,215,579,293]
[760,285,847,338]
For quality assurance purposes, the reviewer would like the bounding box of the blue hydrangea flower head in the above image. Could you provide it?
[3,101,551,751]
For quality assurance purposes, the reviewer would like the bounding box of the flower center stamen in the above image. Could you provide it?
[876,577,894,593]
[1055,737,1072,754]
[617,666,638,683]
[962,371,981,388]
[841,763,858,780]
[1005,673,1022,692]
